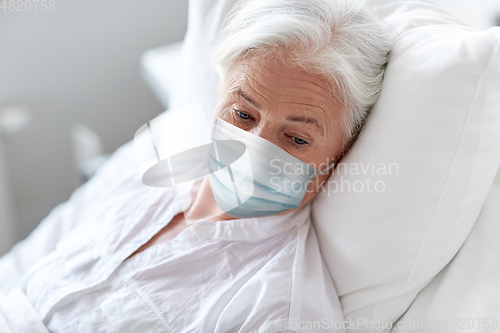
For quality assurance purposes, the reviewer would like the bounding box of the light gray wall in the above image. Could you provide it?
[0,0,188,244]
[435,0,500,28]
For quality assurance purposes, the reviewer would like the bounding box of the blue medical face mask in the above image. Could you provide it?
[208,118,335,218]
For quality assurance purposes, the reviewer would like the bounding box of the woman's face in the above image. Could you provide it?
[214,56,345,208]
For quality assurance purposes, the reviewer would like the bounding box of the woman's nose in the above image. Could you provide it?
[249,121,278,145]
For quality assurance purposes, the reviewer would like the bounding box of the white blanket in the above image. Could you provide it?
[0,288,48,333]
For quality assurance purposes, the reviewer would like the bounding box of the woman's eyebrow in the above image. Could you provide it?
[286,116,324,135]
[229,88,261,109]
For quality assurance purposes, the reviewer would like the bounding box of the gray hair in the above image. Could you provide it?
[211,0,393,154]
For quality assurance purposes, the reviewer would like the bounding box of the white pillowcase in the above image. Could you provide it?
[391,163,500,332]
[312,0,500,330]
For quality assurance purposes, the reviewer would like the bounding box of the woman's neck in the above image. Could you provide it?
[183,176,236,224]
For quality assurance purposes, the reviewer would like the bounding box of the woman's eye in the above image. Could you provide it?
[291,136,308,145]
[235,109,253,120]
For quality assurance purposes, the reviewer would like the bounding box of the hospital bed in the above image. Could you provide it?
[141,0,500,331]
[0,0,498,332]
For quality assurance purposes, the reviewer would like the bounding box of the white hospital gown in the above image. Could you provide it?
[0,141,345,333]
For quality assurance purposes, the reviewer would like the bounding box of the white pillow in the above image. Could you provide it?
[311,0,500,330]
[168,0,239,122]
[391,165,500,332]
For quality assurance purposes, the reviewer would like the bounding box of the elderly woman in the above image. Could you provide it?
[0,0,391,332]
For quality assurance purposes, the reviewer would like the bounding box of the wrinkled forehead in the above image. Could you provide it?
[220,56,345,136]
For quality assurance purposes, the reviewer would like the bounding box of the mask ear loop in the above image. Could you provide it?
[316,153,343,176]
[317,161,336,176]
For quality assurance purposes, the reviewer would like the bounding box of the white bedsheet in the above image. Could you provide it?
[0,288,48,333]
